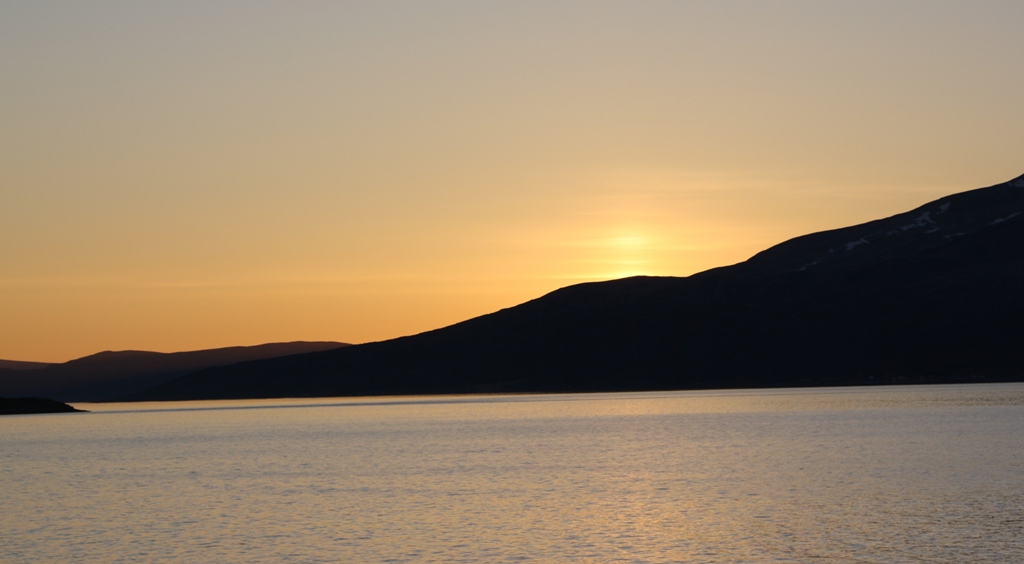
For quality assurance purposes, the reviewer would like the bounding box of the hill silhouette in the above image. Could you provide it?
[0,360,52,371]
[0,342,348,402]
[130,174,1024,400]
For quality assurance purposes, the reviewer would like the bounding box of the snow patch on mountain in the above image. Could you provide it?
[990,212,1021,225]
[900,211,935,231]
[797,260,819,272]
[845,238,869,251]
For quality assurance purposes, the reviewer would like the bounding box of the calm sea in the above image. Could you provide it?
[3,384,1024,563]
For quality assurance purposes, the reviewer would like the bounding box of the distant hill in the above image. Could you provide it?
[0,359,52,371]
[129,173,1024,400]
[0,342,348,402]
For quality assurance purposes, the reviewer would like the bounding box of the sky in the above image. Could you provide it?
[2,1,1023,362]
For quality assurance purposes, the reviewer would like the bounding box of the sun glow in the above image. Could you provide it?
[603,233,654,278]
[609,234,649,250]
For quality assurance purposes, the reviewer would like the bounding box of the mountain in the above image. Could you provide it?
[0,360,52,371]
[0,342,348,402]
[133,174,1024,401]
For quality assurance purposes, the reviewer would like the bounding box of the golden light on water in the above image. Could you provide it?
[9,386,1024,560]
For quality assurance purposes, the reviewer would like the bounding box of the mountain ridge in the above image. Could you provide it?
[736,174,1024,275]
[0,341,349,402]
[130,174,1024,401]
[0,360,52,371]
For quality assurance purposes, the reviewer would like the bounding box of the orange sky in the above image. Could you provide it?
[2,2,1023,362]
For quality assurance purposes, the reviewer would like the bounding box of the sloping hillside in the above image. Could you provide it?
[134,175,1024,400]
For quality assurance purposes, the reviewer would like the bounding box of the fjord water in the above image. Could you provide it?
[3,385,1024,562]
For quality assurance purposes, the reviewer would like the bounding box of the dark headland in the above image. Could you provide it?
[123,173,1024,401]
[0,397,85,415]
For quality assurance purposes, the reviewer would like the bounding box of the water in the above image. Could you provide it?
[3,384,1024,562]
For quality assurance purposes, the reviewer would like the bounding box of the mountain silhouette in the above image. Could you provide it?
[131,174,1024,401]
[0,360,52,371]
[0,342,348,402]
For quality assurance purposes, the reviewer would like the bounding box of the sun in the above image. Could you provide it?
[602,232,653,279]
